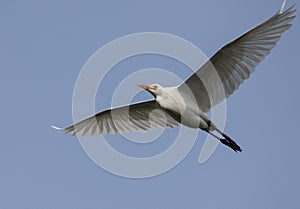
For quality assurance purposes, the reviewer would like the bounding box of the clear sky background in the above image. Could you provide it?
[1,0,300,208]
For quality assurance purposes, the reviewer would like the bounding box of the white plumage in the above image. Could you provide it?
[52,1,295,152]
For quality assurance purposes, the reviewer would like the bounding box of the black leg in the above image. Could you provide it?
[220,133,243,152]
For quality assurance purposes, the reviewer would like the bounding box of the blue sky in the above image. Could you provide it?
[1,0,300,208]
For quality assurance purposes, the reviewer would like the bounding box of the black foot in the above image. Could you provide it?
[220,133,242,152]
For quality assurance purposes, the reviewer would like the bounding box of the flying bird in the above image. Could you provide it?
[52,1,296,152]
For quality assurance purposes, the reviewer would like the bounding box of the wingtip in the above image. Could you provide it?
[51,125,64,131]
[279,0,286,14]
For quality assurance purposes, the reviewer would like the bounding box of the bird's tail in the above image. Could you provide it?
[220,133,242,152]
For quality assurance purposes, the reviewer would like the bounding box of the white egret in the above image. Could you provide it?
[52,1,295,152]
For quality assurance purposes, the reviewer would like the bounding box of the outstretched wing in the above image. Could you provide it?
[178,2,296,112]
[53,100,180,136]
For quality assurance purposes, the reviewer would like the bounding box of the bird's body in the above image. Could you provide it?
[52,1,296,153]
[155,85,212,130]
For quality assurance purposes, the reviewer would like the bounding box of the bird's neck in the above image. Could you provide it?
[156,88,182,114]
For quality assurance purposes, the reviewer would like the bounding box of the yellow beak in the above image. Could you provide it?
[137,84,149,90]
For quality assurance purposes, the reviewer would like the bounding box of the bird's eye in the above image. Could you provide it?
[151,85,158,90]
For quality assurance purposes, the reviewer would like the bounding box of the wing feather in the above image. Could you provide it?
[179,4,296,112]
[63,100,180,136]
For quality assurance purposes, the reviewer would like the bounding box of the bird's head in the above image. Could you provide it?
[137,83,164,97]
